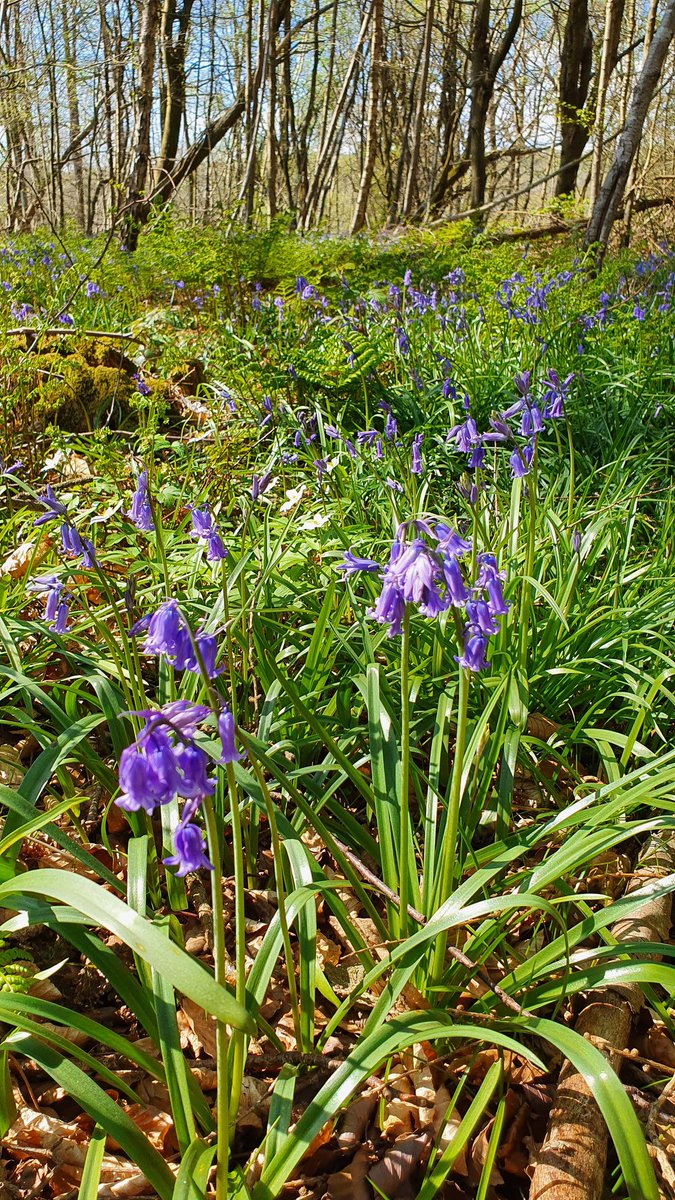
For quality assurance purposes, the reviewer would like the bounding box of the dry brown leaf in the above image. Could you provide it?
[468,1121,504,1188]
[587,848,632,899]
[1,536,51,579]
[237,1076,271,1130]
[179,998,217,1057]
[108,1103,173,1152]
[337,1090,378,1150]
[369,1130,433,1198]
[43,449,92,479]
[410,1057,436,1129]
[643,1026,675,1069]
[2,1104,89,1165]
[326,1144,372,1200]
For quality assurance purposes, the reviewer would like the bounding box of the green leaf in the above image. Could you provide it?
[77,1124,107,1200]
[0,870,255,1033]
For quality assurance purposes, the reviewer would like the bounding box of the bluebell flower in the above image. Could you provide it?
[466,599,500,635]
[27,575,71,632]
[411,433,424,474]
[165,822,213,876]
[128,469,154,532]
[434,524,472,557]
[443,555,469,606]
[455,631,490,672]
[34,485,68,526]
[86,281,101,298]
[510,442,534,479]
[336,549,381,576]
[386,478,404,493]
[219,708,244,763]
[357,430,378,448]
[135,599,222,678]
[251,471,273,500]
[133,373,151,397]
[189,505,228,561]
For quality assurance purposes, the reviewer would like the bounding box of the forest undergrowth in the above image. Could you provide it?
[0,224,674,1200]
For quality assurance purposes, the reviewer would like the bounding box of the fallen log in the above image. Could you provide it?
[529,830,675,1200]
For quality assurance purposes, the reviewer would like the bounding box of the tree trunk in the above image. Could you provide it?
[555,0,593,197]
[401,0,435,220]
[585,0,675,256]
[467,0,522,225]
[351,0,384,233]
[122,0,160,249]
[588,0,626,210]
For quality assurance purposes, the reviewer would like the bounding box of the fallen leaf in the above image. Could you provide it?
[368,1131,433,1198]
[1,536,51,578]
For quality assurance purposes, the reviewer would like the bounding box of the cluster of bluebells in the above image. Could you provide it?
[447,368,573,482]
[496,266,577,325]
[337,520,509,672]
[34,484,98,569]
[131,599,222,679]
[27,574,72,634]
[116,699,242,875]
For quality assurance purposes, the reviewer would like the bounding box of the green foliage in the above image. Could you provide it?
[0,227,674,1197]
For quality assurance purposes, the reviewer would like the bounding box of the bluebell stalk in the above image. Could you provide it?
[337,522,509,671]
[115,699,243,875]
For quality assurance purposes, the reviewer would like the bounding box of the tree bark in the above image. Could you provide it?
[467,0,522,225]
[584,0,675,256]
[122,0,160,249]
[351,0,384,233]
[555,0,593,198]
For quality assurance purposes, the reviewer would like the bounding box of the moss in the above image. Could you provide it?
[32,349,137,431]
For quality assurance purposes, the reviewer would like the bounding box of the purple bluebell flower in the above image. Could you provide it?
[357,430,378,448]
[385,411,398,441]
[86,281,101,299]
[251,471,273,501]
[336,549,381,576]
[520,405,545,438]
[27,575,72,632]
[443,555,469,606]
[411,433,424,475]
[189,505,228,561]
[466,600,500,635]
[34,485,68,526]
[486,576,510,617]
[324,425,341,439]
[219,708,244,763]
[386,478,404,493]
[128,470,154,532]
[434,524,472,558]
[510,442,535,479]
[371,577,406,637]
[164,822,213,876]
[403,269,412,287]
[133,373,151,397]
[455,631,490,672]
[175,743,216,799]
[136,599,222,678]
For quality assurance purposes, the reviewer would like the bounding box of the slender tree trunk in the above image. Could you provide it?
[351,0,383,233]
[585,0,675,256]
[401,0,435,219]
[588,0,625,210]
[467,0,522,224]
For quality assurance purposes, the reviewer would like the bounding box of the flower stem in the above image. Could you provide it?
[399,606,412,939]
[430,665,469,983]
[202,795,231,1200]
